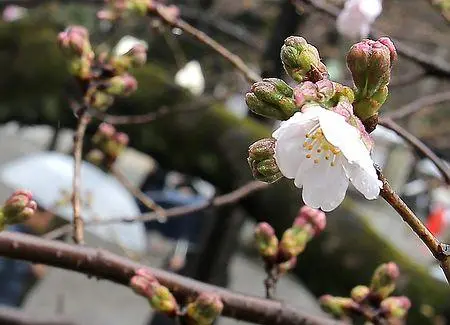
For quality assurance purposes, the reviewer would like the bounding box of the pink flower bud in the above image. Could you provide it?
[186,293,223,325]
[2,190,37,224]
[114,132,129,146]
[378,37,397,66]
[106,74,138,96]
[277,256,297,274]
[254,222,279,259]
[129,43,147,66]
[370,262,400,300]
[380,296,411,319]
[294,206,326,236]
[57,26,93,59]
[99,123,116,138]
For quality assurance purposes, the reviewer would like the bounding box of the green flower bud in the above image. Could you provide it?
[279,227,311,259]
[281,36,328,82]
[350,285,370,303]
[130,268,179,316]
[319,295,357,317]
[248,138,283,183]
[246,78,296,120]
[347,38,396,99]
[105,74,138,96]
[86,149,105,167]
[370,262,400,300]
[254,222,279,259]
[69,56,91,79]
[88,91,114,111]
[380,296,411,319]
[186,293,224,325]
[2,190,37,225]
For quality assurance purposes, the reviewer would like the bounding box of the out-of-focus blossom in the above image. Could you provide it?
[175,60,205,96]
[336,0,382,39]
[2,5,27,22]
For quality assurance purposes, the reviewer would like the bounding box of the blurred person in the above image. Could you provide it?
[138,169,214,325]
[0,206,55,307]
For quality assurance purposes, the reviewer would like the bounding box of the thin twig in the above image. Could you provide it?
[382,91,450,120]
[110,166,166,220]
[44,181,268,240]
[0,232,341,325]
[377,168,450,283]
[298,0,450,77]
[151,4,261,84]
[378,118,450,184]
[90,99,210,125]
[71,112,90,244]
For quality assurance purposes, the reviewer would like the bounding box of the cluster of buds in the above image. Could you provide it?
[87,123,129,168]
[246,35,397,188]
[247,138,282,183]
[254,206,326,275]
[320,262,411,324]
[0,190,37,231]
[185,293,224,325]
[97,0,152,21]
[57,26,94,79]
[347,37,397,132]
[58,26,146,112]
[130,268,179,316]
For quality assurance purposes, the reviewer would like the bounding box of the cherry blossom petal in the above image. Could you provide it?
[343,159,381,199]
[301,158,349,211]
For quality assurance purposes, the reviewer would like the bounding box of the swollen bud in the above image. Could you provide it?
[88,91,115,111]
[277,256,297,274]
[2,190,37,225]
[57,26,94,59]
[246,78,296,120]
[279,227,310,259]
[370,262,400,299]
[186,293,224,325]
[248,138,283,183]
[105,74,138,96]
[281,36,328,83]
[380,296,411,319]
[347,38,395,97]
[254,222,279,259]
[293,206,327,236]
[319,295,357,317]
[350,285,370,303]
[130,268,179,316]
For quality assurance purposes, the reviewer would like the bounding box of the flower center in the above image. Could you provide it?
[303,124,341,166]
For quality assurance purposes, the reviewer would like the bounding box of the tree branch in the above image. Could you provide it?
[0,307,78,325]
[297,0,450,77]
[71,112,90,244]
[0,232,340,325]
[150,4,261,84]
[44,180,269,240]
[377,168,450,283]
[382,90,450,120]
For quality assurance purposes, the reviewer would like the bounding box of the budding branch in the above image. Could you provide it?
[0,232,341,325]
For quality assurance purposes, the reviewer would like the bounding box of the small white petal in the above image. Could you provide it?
[114,36,148,56]
[343,159,381,199]
[175,61,205,96]
[301,158,349,211]
[294,157,315,188]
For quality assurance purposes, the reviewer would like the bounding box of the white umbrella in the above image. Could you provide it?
[0,152,146,253]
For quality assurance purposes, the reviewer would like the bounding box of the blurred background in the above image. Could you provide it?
[0,0,450,324]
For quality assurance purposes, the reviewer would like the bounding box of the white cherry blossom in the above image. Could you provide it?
[336,0,382,39]
[175,60,205,96]
[272,105,381,211]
